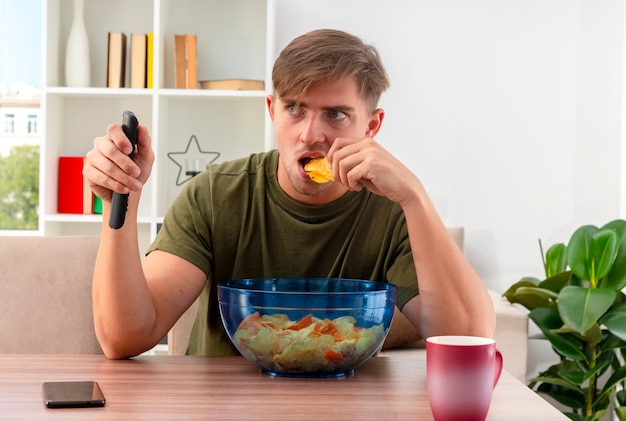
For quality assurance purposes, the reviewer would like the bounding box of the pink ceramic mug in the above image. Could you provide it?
[426,336,503,421]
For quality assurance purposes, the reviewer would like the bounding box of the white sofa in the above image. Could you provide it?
[0,232,527,381]
[0,235,103,354]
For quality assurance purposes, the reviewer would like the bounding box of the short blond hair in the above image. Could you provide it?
[272,29,390,112]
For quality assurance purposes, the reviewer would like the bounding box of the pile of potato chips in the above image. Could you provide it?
[234,312,383,374]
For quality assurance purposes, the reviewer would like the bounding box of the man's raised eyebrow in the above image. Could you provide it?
[322,104,356,113]
[280,96,356,113]
[295,100,356,112]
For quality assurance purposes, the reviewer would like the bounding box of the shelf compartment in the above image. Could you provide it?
[160,0,268,89]
[155,95,266,216]
[47,0,154,88]
[42,94,153,219]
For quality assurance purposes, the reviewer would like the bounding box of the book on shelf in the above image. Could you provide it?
[173,33,198,89]
[173,34,186,89]
[199,79,265,91]
[93,195,102,215]
[186,34,197,89]
[58,156,93,214]
[147,32,154,88]
[130,33,147,88]
[106,32,127,88]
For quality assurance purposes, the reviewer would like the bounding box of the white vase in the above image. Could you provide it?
[65,0,90,87]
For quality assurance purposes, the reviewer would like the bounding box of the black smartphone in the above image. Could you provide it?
[42,381,106,408]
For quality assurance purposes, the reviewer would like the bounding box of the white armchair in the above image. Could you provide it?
[377,227,528,382]
[0,236,103,354]
[450,227,529,382]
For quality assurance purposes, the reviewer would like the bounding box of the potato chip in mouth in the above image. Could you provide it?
[304,157,334,184]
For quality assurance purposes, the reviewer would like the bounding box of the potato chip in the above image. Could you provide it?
[234,312,384,374]
[304,157,334,183]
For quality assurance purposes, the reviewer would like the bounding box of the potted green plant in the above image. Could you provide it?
[503,219,626,421]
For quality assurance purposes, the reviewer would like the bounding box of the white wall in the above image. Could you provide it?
[274,0,625,382]
[274,0,624,292]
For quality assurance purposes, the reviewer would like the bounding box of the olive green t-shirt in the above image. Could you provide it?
[148,150,418,356]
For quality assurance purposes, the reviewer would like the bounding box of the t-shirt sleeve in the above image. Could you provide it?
[147,176,213,277]
[386,219,419,310]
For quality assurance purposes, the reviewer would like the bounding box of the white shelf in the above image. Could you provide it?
[44,214,103,223]
[41,0,275,247]
[158,89,268,99]
[44,214,153,225]
[45,87,154,97]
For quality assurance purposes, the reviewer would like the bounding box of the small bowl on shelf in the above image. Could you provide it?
[218,278,396,378]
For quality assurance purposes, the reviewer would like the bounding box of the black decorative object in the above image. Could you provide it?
[167,135,220,186]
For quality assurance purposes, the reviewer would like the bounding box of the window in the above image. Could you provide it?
[27,114,37,134]
[4,114,14,133]
[0,0,41,231]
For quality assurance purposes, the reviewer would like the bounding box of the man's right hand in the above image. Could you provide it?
[83,123,154,202]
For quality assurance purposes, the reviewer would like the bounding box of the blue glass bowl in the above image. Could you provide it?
[218,278,396,378]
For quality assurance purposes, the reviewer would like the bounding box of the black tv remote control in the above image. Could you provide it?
[108,111,138,229]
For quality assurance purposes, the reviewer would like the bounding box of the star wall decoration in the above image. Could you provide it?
[167,135,220,186]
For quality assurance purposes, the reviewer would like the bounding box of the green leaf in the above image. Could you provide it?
[507,286,558,310]
[530,375,578,389]
[584,411,608,421]
[557,370,585,386]
[528,309,588,361]
[529,307,563,332]
[616,393,626,421]
[539,271,573,293]
[558,286,616,333]
[589,230,619,281]
[598,346,619,374]
[568,225,600,281]
[598,365,626,403]
[614,407,626,421]
[567,226,619,286]
[532,379,585,408]
[599,332,626,354]
[502,278,539,300]
[544,331,588,362]
[581,323,603,346]
[600,304,626,341]
[600,220,626,290]
[555,323,603,347]
[537,270,572,293]
[616,291,626,305]
[515,286,559,299]
[559,360,609,386]
[546,243,567,278]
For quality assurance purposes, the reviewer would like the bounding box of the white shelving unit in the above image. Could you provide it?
[41,0,275,251]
